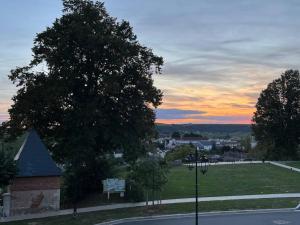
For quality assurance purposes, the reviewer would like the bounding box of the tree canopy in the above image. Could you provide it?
[1,0,163,203]
[165,144,195,162]
[171,131,181,139]
[0,146,17,189]
[2,0,163,163]
[127,156,168,205]
[252,70,300,160]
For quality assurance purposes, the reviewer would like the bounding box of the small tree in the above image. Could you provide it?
[128,157,168,206]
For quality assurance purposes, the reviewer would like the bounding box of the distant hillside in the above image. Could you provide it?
[156,124,251,137]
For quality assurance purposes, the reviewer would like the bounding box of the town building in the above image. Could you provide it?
[165,137,213,151]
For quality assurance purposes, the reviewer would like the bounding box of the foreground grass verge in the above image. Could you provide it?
[5,198,300,225]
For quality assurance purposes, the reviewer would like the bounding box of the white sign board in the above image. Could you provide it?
[102,179,125,199]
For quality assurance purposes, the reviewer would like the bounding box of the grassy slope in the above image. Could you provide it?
[162,164,300,199]
[5,198,300,225]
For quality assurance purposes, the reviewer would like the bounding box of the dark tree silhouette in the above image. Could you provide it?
[2,0,163,203]
[252,70,300,160]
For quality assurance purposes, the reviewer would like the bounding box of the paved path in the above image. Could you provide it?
[185,160,300,173]
[97,210,300,225]
[184,160,263,167]
[2,193,300,222]
[159,193,300,204]
[269,161,300,172]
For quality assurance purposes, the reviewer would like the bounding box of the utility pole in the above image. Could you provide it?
[152,162,155,206]
[195,147,198,225]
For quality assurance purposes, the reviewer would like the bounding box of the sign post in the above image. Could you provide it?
[102,179,125,200]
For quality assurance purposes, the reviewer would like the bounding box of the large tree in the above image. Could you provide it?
[252,70,300,160]
[2,0,163,193]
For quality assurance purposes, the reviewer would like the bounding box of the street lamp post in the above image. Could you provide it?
[187,148,209,225]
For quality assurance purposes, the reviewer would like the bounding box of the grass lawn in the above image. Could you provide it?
[72,163,300,208]
[284,161,300,169]
[161,163,300,199]
[5,198,300,225]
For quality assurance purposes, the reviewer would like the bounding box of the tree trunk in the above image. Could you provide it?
[146,191,149,206]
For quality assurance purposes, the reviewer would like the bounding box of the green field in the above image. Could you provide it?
[161,164,300,199]
[76,163,300,207]
[5,198,300,225]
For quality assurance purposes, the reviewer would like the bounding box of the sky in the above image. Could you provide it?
[1,0,300,124]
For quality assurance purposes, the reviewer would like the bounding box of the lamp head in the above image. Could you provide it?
[200,155,209,175]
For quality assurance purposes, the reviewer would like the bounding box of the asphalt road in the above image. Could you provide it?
[118,210,300,225]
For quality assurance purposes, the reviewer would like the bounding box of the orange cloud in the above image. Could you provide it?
[155,77,263,124]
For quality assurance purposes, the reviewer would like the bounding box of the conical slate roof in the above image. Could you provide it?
[14,129,61,177]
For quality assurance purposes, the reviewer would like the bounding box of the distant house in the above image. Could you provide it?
[196,140,213,151]
[215,139,240,149]
[113,149,124,159]
[250,136,257,149]
[6,129,61,216]
[173,137,205,146]
[164,137,213,151]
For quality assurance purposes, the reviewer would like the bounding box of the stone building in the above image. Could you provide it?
[5,129,61,216]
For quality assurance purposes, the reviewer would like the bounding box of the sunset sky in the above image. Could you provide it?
[1,0,300,124]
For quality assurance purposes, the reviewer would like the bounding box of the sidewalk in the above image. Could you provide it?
[2,193,300,222]
[269,161,300,173]
[185,160,300,173]
[185,161,263,167]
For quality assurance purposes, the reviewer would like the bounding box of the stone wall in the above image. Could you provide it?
[9,176,61,216]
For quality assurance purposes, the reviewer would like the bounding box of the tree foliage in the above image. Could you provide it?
[165,144,195,162]
[171,131,181,139]
[182,132,203,138]
[0,147,17,188]
[127,156,168,204]
[240,136,252,153]
[2,0,163,203]
[252,70,300,160]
